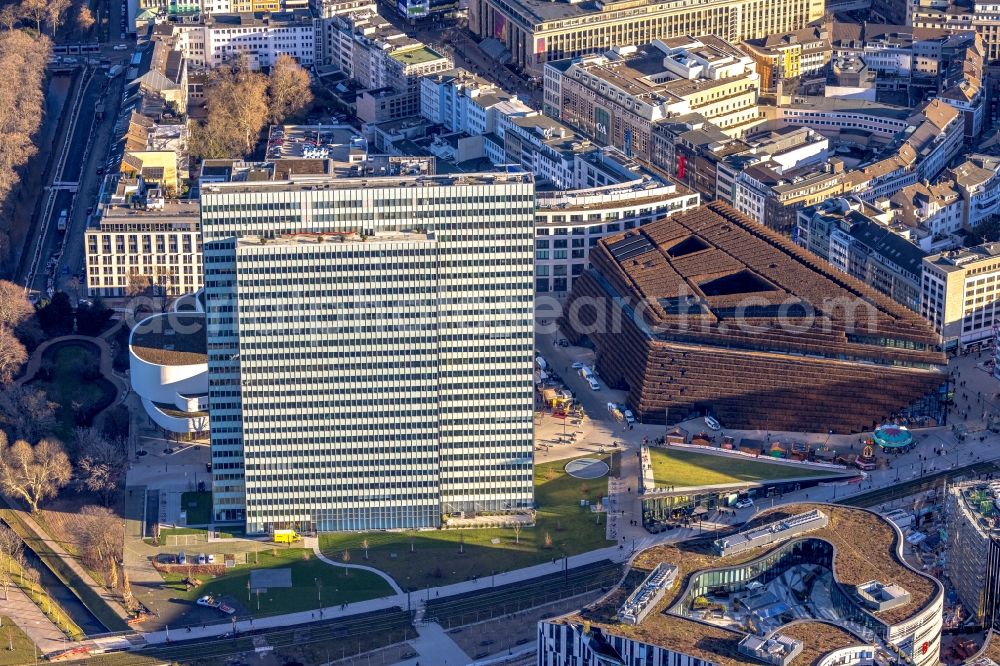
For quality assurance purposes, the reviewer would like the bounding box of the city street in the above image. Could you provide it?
[16,48,129,299]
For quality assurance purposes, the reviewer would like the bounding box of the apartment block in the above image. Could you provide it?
[200,169,536,531]
[117,112,188,194]
[796,197,927,311]
[468,0,824,75]
[545,37,761,162]
[420,68,521,136]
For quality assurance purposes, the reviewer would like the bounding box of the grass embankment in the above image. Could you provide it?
[649,447,835,488]
[0,617,38,666]
[0,508,128,632]
[321,454,617,589]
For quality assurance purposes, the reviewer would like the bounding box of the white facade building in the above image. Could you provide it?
[200,171,536,532]
[129,310,209,434]
[85,182,202,299]
[172,10,317,70]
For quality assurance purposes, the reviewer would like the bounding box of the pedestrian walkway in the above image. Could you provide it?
[394,622,469,666]
[308,538,404,594]
[0,495,131,625]
[13,325,129,425]
[2,582,71,656]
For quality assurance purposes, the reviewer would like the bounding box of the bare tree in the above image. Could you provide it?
[512,521,521,545]
[0,385,57,442]
[267,54,313,124]
[74,4,94,33]
[45,0,71,36]
[0,523,23,581]
[191,63,269,158]
[74,427,128,505]
[0,32,49,269]
[18,0,46,33]
[0,434,72,512]
[68,505,123,590]
[0,329,26,385]
[0,5,21,32]
[0,281,33,330]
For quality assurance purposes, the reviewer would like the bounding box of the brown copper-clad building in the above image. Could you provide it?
[560,201,947,433]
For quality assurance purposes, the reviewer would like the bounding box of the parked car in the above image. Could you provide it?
[571,362,586,369]
[207,554,216,564]
[622,407,636,424]
[197,553,206,565]
[735,498,754,509]
[177,551,186,565]
[704,416,721,431]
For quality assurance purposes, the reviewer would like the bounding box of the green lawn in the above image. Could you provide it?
[320,454,616,589]
[649,447,835,488]
[30,342,115,439]
[161,548,393,617]
[180,492,212,525]
[0,618,36,666]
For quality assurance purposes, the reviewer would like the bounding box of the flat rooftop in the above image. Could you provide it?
[925,242,1000,272]
[556,504,939,664]
[202,170,532,196]
[389,45,445,66]
[130,313,207,366]
[96,200,201,230]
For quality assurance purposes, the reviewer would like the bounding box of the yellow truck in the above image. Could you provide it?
[273,529,301,544]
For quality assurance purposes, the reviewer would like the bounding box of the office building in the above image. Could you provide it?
[544,37,761,161]
[167,10,317,70]
[468,0,824,75]
[947,482,1000,630]
[560,201,947,433]
[85,177,202,299]
[200,169,536,532]
[921,243,1000,350]
[540,503,943,666]
[533,149,699,295]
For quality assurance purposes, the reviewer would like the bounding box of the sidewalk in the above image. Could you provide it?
[395,622,469,666]
[2,584,71,656]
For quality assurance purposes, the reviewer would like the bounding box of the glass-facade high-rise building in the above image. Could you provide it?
[200,171,536,533]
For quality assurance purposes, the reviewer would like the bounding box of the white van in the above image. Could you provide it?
[588,378,600,391]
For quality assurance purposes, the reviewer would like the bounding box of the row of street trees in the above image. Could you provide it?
[0,28,48,269]
[191,54,313,158]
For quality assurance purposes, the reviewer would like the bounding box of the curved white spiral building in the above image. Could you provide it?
[129,311,209,434]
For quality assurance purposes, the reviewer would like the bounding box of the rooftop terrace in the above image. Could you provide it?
[389,45,446,66]
[556,504,939,665]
